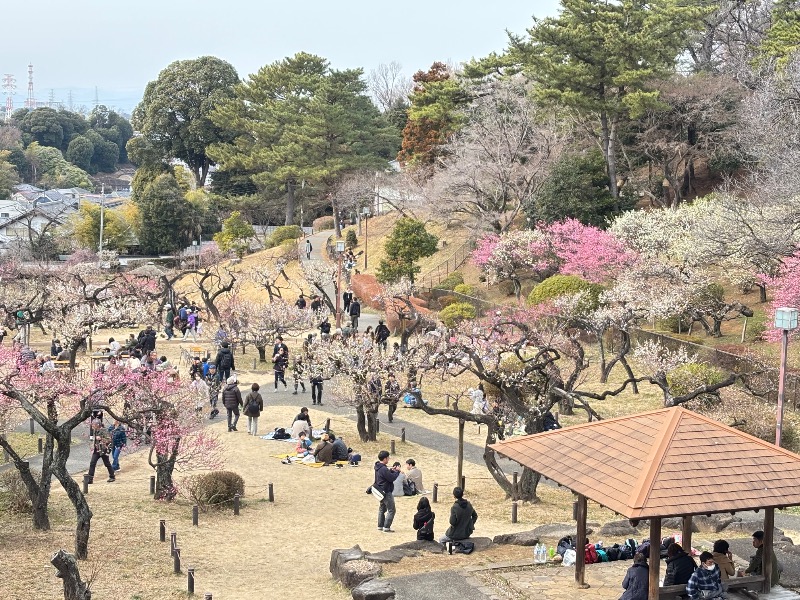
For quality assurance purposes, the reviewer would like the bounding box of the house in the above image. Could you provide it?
[0,199,77,253]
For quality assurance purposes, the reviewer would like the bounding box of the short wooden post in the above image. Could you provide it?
[401,428,406,443]
[159,519,166,542]
[29,417,35,434]
[233,493,240,515]
[170,532,177,557]
[252,357,257,370]
[82,474,90,494]
[461,475,466,491]
[390,439,396,454]
[432,483,438,503]
[268,482,274,502]
[512,471,519,502]
[192,505,199,526]
[174,547,181,574]
[150,475,156,495]
[511,501,518,523]
[38,437,43,453]
[376,419,380,434]
[204,594,212,600]
[325,418,330,432]
[188,567,195,594]
[446,396,450,408]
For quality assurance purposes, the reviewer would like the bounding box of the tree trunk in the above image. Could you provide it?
[365,409,378,442]
[52,452,92,560]
[285,179,296,226]
[0,436,51,530]
[150,443,179,501]
[600,111,620,209]
[356,405,368,442]
[596,336,608,382]
[513,279,522,304]
[51,549,92,600]
[256,345,267,362]
[757,283,767,303]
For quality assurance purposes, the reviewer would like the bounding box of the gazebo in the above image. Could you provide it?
[489,406,800,598]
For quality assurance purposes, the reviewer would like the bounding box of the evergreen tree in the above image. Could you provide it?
[376,218,438,283]
[136,173,191,255]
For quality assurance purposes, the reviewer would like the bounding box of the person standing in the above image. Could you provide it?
[164,304,175,340]
[295,294,307,309]
[205,364,221,417]
[273,347,289,392]
[87,420,116,483]
[243,383,264,436]
[273,336,289,358]
[349,297,361,331]
[183,309,198,341]
[373,450,401,532]
[310,368,324,406]
[222,375,243,432]
[385,373,401,423]
[292,355,306,394]
[108,420,127,472]
[439,487,477,543]
[215,342,235,382]
[375,320,390,353]
[343,288,353,313]
[305,238,313,260]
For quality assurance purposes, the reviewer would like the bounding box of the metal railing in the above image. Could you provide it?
[417,238,476,290]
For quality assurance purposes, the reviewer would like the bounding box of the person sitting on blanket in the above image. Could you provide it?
[291,413,311,440]
[312,432,335,465]
[330,433,349,462]
[295,431,313,457]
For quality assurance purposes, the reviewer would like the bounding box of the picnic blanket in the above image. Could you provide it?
[260,428,327,442]
[271,452,349,468]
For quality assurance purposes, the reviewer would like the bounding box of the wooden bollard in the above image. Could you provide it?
[268,483,274,502]
[446,396,450,408]
[38,437,43,453]
[390,439,396,454]
[174,547,181,574]
[401,428,406,443]
[512,501,518,523]
[233,493,240,515]
[461,475,466,491]
[376,419,380,434]
[188,567,195,594]
[512,471,518,502]
[192,505,199,526]
[204,594,212,600]
[150,475,156,495]
[252,357,257,370]
[170,532,177,557]
[325,418,330,432]
[82,474,90,494]
[29,417,35,435]
[432,483,438,503]
[159,519,166,542]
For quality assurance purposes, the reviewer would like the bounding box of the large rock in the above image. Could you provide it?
[693,515,740,533]
[598,520,640,537]
[366,548,419,564]
[339,560,382,589]
[461,537,493,552]
[662,517,698,532]
[391,540,445,554]
[532,523,598,540]
[493,530,540,546]
[352,579,396,600]
[330,545,365,579]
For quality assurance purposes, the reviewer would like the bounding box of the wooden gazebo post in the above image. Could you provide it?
[575,493,589,588]
[649,517,662,599]
[681,515,693,553]
[763,508,775,593]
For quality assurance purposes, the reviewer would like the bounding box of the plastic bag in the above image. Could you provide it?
[563,548,577,566]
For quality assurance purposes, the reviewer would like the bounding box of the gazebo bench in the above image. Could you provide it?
[659,575,764,599]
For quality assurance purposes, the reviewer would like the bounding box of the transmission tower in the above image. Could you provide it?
[25,63,35,109]
[2,74,15,123]
[67,90,74,112]
[94,86,99,108]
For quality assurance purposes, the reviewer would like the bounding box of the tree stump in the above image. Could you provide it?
[51,549,91,600]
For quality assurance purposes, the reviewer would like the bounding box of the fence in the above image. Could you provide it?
[416,238,476,291]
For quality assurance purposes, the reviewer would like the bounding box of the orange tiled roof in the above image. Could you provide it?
[489,406,800,519]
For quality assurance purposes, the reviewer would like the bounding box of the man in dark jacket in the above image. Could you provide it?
[440,486,477,543]
[375,320,390,352]
[330,433,349,462]
[164,304,175,340]
[221,375,243,432]
[141,326,157,353]
[215,341,235,382]
[343,288,353,313]
[663,543,696,586]
[373,450,401,532]
[745,530,781,583]
[349,298,361,331]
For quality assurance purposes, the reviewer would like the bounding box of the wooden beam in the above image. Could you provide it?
[649,518,662,600]
[681,515,693,552]
[763,508,774,593]
[575,494,590,589]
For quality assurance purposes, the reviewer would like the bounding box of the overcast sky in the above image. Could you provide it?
[2,0,560,113]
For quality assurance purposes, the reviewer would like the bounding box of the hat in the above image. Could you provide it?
[226,375,236,384]
[209,363,217,369]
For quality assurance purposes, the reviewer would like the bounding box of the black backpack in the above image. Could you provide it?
[273,427,290,440]
[248,398,260,415]
[220,351,233,369]
[557,536,575,556]
[403,479,418,496]
[605,545,621,561]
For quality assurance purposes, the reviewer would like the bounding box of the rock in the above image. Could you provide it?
[352,579,396,600]
[493,530,540,546]
[365,548,419,564]
[598,520,640,537]
[391,540,445,554]
[330,545,364,579]
[465,537,494,552]
[662,517,698,532]
[692,515,739,533]
[532,522,598,540]
[339,559,382,589]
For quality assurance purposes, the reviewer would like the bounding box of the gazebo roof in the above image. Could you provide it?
[489,406,800,519]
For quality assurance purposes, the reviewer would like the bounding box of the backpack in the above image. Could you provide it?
[605,545,621,561]
[220,351,233,369]
[247,398,260,415]
[619,539,636,560]
[636,540,651,557]
[403,479,418,496]
[273,427,290,440]
[585,544,599,564]
[596,548,609,562]
[557,536,575,557]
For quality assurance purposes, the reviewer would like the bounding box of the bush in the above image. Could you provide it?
[437,295,459,309]
[661,314,693,334]
[345,229,358,249]
[269,225,303,246]
[312,216,334,231]
[497,280,517,297]
[280,238,297,247]
[433,272,464,291]
[667,363,726,404]
[439,302,476,328]
[183,471,245,510]
[527,275,602,310]
[0,469,35,514]
[453,283,480,298]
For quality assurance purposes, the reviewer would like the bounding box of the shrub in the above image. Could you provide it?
[527,275,602,309]
[345,229,358,249]
[0,469,35,514]
[453,283,480,298]
[439,302,476,328]
[434,272,464,291]
[183,471,245,510]
[280,238,297,247]
[312,216,335,231]
[269,225,303,246]
[667,363,726,405]
[497,280,517,297]
[661,314,693,334]
[437,295,459,309]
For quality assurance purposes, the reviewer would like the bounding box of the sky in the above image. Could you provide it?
[1,0,560,115]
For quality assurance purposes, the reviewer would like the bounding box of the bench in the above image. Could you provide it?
[660,575,764,599]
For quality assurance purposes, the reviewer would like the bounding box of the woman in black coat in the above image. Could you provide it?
[620,553,648,600]
[663,543,697,586]
[412,496,435,541]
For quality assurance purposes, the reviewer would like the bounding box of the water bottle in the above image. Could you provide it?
[548,546,556,559]
[534,544,541,563]
[536,544,543,563]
